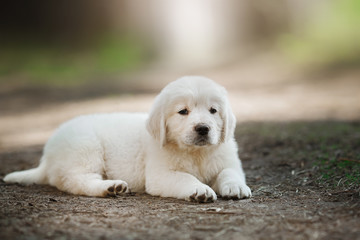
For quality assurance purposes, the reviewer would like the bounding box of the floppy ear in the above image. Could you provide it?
[146,96,167,147]
[221,99,236,143]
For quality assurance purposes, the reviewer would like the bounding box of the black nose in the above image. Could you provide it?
[195,124,210,136]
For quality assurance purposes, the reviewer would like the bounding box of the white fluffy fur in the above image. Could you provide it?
[4,76,251,202]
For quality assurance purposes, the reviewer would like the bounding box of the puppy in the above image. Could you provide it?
[4,76,251,202]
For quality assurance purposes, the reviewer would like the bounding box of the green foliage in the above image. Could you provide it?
[315,151,360,187]
[96,36,148,73]
[0,35,150,87]
[279,0,360,68]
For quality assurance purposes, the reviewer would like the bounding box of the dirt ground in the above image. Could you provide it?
[0,66,360,240]
[1,121,359,240]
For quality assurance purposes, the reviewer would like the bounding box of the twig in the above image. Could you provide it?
[329,190,357,195]
[337,178,343,187]
[182,211,238,215]
[338,158,360,164]
[294,169,313,176]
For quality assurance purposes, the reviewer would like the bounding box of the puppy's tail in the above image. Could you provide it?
[4,157,47,185]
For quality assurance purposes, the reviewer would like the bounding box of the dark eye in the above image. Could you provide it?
[178,109,189,115]
[209,107,217,114]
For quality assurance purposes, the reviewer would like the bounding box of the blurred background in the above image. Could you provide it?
[0,0,359,149]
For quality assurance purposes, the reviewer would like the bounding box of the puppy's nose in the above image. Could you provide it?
[195,124,210,136]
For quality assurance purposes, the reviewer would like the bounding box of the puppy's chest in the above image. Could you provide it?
[176,157,219,184]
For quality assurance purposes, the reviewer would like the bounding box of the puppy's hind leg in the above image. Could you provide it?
[44,135,130,197]
[56,173,129,197]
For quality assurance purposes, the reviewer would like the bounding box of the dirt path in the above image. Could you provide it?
[1,121,359,240]
[1,72,359,151]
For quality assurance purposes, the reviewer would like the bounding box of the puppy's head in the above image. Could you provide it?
[146,76,236,149]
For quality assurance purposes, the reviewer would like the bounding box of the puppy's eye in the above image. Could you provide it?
[178,109,189,115]
[209,107,217,114]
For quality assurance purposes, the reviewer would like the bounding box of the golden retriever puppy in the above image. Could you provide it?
[4,76,251,202]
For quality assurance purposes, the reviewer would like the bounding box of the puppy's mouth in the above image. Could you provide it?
[193,137,210,146]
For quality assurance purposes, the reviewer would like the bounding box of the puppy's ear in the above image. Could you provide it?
[146,96,167,147]
[221,97,236,143]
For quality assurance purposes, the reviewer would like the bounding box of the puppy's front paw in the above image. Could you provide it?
[104,180,129,197]
[220,183,252,200]
[186,185,217,203]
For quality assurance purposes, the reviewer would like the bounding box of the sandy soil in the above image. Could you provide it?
[1,68,359,151]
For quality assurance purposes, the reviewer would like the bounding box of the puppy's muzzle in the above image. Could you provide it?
[195,124,210,136]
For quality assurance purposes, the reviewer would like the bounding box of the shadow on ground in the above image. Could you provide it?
[1,122,359,240]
